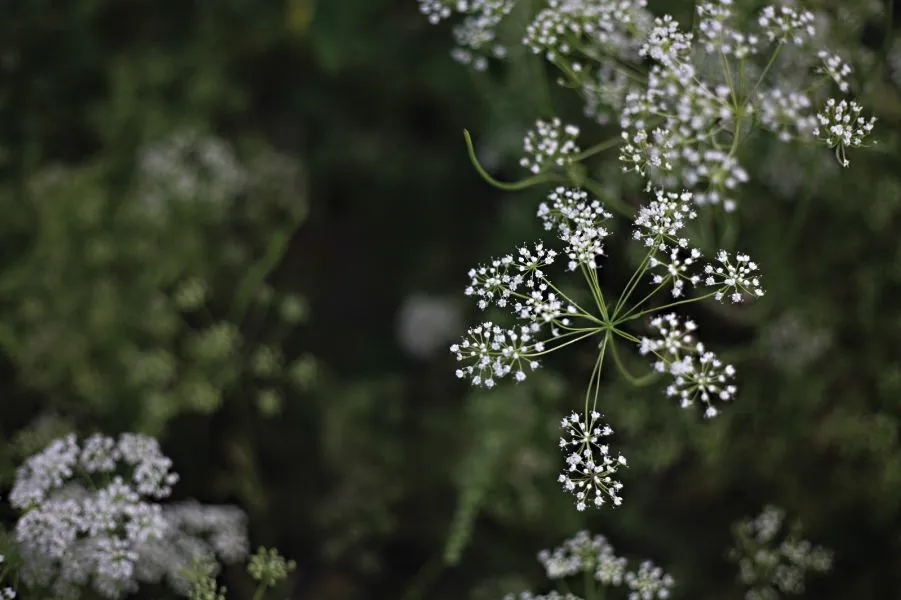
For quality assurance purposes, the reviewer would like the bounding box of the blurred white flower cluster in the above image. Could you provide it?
[396,293,463,359]
[138,130,246,214]
[425,0,877,207]
[502,531,674,600]
[5,433,248,599]
[729,505,833,600]
[417,0,515,70]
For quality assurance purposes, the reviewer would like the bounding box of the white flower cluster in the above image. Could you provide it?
[418,0,514,70]
[464,242,571,318]
[729,506,833,599]
[521,118,581,175]
[755,89,817,142]
[816,51,852,93]
[639,313,736,417]
[425,0,878,191]
[538,186,612,270]
[558,411,626,510]
[138,130,246,213]
[135,500,249,596]
[704,250,765,303]
[452,186,615,388]
[696,0,759,58]
[532,531,674,599]
[813,98,877,167]
[450,321,543,387]
[632,187,763,303]
[523,0,650,64]
[6,434,248,599]
[625,560,675,600]
[757,5,815,45]
[538,530,627,583]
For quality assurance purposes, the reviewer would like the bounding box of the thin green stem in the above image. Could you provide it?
[579,264,608,323]
[612,327,640,344]
[585,566,598,600]
[540,275,605,326]
[744,43,782,107]
[535,330,603,358]
[230,212,305,325]
[609,335,658,387]
[585,335,608,415]
[572,135,623,161]
[463,129,561,191]
[613,247,654,318]
[618,291,719,324]
[615,279,669,325]
[251,584,267,600]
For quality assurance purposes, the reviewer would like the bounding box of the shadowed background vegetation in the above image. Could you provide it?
[2,0,901,598]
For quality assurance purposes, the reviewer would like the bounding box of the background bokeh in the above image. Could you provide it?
[2,0,901,598]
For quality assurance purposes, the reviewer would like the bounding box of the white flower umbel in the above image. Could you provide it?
[451,322,544,387]
[696,0,760,58]
[619,128,676,177]
[521,118,581,174]
[523,0,650,63]
[816,51,852,93]
[632,188,696,251]
[558,411,626,511]
[8,434,248,600]
[537,187,613,270]
[538,530,628,585]
[639,313,736,417]
[813,98,876,167]
[703,250,765,302]
[757,5,816,46]
[648,246,703,298]
[420,0,514,70]
[624,560,675,600]
[756,88,817,142]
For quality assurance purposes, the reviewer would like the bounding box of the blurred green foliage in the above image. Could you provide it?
[2,0,901,599]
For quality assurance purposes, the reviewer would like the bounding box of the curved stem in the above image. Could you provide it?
[609,335,658,387]
[463,130,559,191]
[572,135,623,161]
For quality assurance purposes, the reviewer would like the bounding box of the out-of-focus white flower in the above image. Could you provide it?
[396,293,462,359]
[138,130,246,214]
[9,434,247,599]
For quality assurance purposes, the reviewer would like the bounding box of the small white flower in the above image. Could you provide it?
[640,314,736,417]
